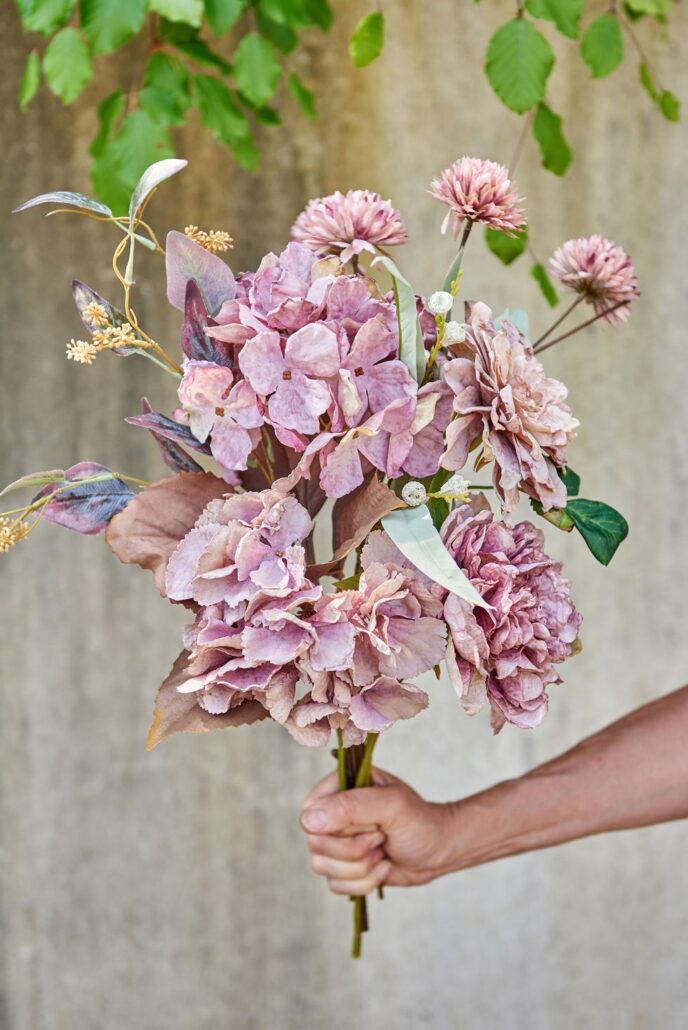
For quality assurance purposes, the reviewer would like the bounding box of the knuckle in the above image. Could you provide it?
[310,854,327,875]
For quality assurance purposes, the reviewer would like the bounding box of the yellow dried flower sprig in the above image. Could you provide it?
[184,225,234,254]
[0,516,33,553]
[66,322,150,365]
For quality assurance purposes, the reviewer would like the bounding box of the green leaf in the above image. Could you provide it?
[204,0,245,34]
[43,28,93,104]
[254,9,298,51]
[485,17,554,114]
[580,14,623,78]
[349,11,384,68]
[531,262,559,306]
[0,469,66,497]
[495,308,530,336]
[371,255,425,382]
[139,52,190,126]
[19,51,41,111]
[566,498,629,565]
[90,89,126,157]
[148,0,203,27]
[80,0,146,55]
[381,506,489,609]
[302,0,332,31]
[16,0,76,35]
[639,60,659,101]
[233,32,281,106]
[625,0,670,13]
[524,0,583,39]
[530,499,575,531]
[485,225,528,265]
[532,101,572,175]
[288,72,317,117]
[558,466,580,496]
[90,110,174,214]
[425,468,453,530]
[160,21,233,71]
[660,90,680,121]
[193,74,258,169]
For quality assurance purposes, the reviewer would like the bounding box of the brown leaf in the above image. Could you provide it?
[105,471,230,595]
[308,474,405,579]
[146,649,268,749]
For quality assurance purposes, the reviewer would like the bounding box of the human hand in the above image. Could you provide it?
[300,766,459,896]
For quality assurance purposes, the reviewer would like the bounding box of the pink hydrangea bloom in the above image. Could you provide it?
[441,302,579,513]
[428,157,526,237]
[291,190,407,263]
[549,236,639,325]
[441,499,581,732]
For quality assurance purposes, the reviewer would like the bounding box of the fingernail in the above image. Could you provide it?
[301,807,328,832]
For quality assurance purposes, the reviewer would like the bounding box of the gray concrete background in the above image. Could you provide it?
[1,1,687,1027]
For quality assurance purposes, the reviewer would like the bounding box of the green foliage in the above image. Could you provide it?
[203,0,244,35]
[558,466,581,496]
[193,74,258,169]
[639,62,681,121]
[15,0,76,36]
[43,27,92,103]
[626,0,670,13]
[566,498,629,565]
[91,110,174,213]
[80,0,146,55]
[19,51,41,110]
[532,101,572,175]
[531,262,559,307]
[485,225,528,265]
[149,0,204,28]
[288,73,317,118]
[580,14,623,78]
[233,32,281,106]
[524,0,583,40]
[485,18,554,114]
[349,11,385,68]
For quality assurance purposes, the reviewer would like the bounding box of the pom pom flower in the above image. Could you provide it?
[291,189,407,262]
[549,235,639,325]
[429,157,526,237]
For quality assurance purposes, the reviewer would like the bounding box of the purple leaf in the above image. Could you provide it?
[125,409,212,455]
[134,399,206,474]
[33,462,134,535]
[13,191,113,217]
[129,159,187,224]
[181,280,231,366]
[166,229,235,316]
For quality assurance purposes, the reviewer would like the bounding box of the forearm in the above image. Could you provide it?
[448,685,688,871]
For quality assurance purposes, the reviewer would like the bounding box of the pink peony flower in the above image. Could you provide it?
[428,157,526,237]
[549,236,639,325]
[440,302,579,513]
[441,499,581,732]
[291,190,408,263]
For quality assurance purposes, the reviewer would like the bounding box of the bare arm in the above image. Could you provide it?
[300,686,688,894]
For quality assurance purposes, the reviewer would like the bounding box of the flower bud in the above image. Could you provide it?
[401,481,428,507]
[426,291,453,317]
[443,320,466,345]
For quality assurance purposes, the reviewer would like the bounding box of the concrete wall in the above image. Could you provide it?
[1,1,687,1027]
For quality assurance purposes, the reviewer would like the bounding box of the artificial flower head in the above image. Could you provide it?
[291,189,408,263]
[428,157,526,237]
[549,235,639,325]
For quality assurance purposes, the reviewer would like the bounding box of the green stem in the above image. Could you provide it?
[336,729,347,792]
[350,732,379,959]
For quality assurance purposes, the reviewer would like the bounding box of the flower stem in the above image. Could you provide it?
[534,300,630,354]
[533,296,582,348]
[350,732,379,958]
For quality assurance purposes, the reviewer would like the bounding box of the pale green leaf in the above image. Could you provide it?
[485,225,528,264]
[524,0,583,39]
[0,470,66,497]
[204,0,245,34]
[80,0,146,55]
[288,72,317,117]
[16,0,75,35]
[659,90,680,121]
[485,18,554,114]
[349,11,384,67]
[148,0,203,27]
[381,507,489,609]
[19,51,41,111]
[43,28,93,105]
[372,255,424,382]
[625,0,670,13]
[580,14,623,78]
[233,32,281,106]
[532,101,572,175]
[495,308,530,336]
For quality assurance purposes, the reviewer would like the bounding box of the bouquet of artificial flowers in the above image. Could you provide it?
[1,157,634,956]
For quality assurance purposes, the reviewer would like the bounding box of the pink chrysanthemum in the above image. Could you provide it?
[549,235,639,325]
[428,157,526,237]
[291,189,407,263]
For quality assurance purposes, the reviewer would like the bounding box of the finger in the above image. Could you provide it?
[306,830,385,860]
[311,847,386,881]
[327,860,391,897]
[302,770,340,810]
[300,784,404,837]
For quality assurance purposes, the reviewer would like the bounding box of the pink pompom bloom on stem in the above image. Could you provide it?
[441,499,582,733]
[440,302,579,514]
[549,235,639,325]
[429,157,526,237]
[291,190,408,263]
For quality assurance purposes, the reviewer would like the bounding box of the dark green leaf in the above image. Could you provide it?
[524,0,583,39]
[204,0,245,34]
[531,262,559,306]
[349,11,384,68]
[19,51,41,111]
[233,32,281,106]
[80,0,146,55]
[90,89,125,157]
[558,466,580,496]
[302,0,332,31]
[659,90,680,121]
[623,2,646,20]
[149,0,203,27]
[247,102,281,124]
[15,0,76,35]
[254,9,298,51]
[334,573,361,591]
[43,28,93,104]
[288,72,317,117]
[566,498,629,565]
[485,225,528,264]
[161,21,233,71]
[485,18,555,114]
[90,110,174,214]
[580,14,623,78]
[193,74,259,169]
[532,101,572,175]
[425,468,453,531]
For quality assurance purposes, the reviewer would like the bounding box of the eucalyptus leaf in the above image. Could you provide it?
[0,469,66,498]
[495,308,530,337]
[128,158,188,223]
[371,255,424,382]
[381,506,489,609]
[13,191,113,217]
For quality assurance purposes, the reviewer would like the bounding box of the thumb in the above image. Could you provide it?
[300,785,401,836]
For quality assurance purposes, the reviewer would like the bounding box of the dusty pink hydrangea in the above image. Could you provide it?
[441,302,579,513]
[291,190,408,262]
[428,157,526,237]
[549,235,639,325]
[441,499,581,733]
